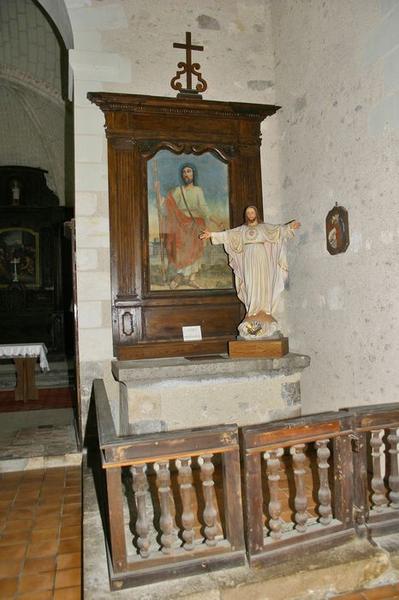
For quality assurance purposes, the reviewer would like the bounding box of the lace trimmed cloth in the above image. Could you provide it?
[0,343,49,371]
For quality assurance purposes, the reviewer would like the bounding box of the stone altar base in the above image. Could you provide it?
[112,353,310,435]
[228,337,288,358]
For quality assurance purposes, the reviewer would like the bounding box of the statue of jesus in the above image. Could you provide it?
[200,206,301,339]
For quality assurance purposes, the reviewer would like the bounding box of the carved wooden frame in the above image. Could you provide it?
[88,93,279,359]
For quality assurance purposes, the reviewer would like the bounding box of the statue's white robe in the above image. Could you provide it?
[211,223,294,316]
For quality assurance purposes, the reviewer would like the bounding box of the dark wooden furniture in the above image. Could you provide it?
[93,381,399,590]
[0,166,73,358]
[94,379,245,590]
[241,411,356,565]
[88,93,279,360]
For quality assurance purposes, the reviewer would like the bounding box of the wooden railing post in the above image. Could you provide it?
[388,428,399,509]
[290,443,309,532]
[243,451,264,557]
[315,439,332,525]
[333,434,354,529]
[370,429,388,511]
[222,449,245,551]
[264,448,284,539]
[106,467,127,572]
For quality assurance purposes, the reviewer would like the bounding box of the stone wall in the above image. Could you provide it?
[270,0,399,413]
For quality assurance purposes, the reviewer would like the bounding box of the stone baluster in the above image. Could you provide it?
[315,439,332,525]
[388,428,399,509]
[131,463,151,558]
[370,429,388,511]
[264,448,284,539]
[199,454,218,546]
[290,443,309,532]
[156,461,175,554]
[177,457,195,550]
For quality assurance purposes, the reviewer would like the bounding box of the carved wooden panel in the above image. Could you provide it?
[88,93,279,359]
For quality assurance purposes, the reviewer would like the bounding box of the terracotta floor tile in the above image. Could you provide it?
[65,486,81,496]
[36,506,62,518]
[60,525,81,539]
[18,571,55,594]
[333,592,366,599]
[0,529,31,545]
[55,567,81,589]
[64,494,81,504]
[362,586,399,599]
[0,558,23,578]
[23,556,56,574]
[0,543,27,560]
[0,577,18,598]
[58,538,81,554]
[35,515,61,529]
[62,504,81,515]
[0,490,17,501]
[9,508,36,520]
[61,516,81,528]
[4,518,34,532]
[30,527,59,543]
[18,591,53,600]
[27,539,58,558]
[53,584,81,599]
[19,482,42,492]
[37,495,64,506]
[57,552,81,570]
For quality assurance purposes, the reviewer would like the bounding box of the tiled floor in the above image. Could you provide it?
[0,424,78,460]
[0,466,81,599]
[333,583,399,599]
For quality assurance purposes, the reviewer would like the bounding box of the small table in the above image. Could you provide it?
[0,343,49,402]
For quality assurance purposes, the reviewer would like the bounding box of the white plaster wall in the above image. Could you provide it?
[270,0,399,413]
[64,0,277,432]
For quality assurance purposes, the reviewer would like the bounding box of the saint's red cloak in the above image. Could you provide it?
[164,192,205,270]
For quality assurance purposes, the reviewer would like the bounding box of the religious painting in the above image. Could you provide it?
[0,228,40,287]
[147,150,233,291]
[326,205,349,255]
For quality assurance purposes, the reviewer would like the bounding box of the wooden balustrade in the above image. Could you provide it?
[93,379,245,590]
[93,380,399,589]
[241,411,355,565]
[349,404,399,536]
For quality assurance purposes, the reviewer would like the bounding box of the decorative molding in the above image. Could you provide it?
[0,66,63,107]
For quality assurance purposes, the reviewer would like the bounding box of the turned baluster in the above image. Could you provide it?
[370,429,388,511]
[156,461,175,554]
[264,448,284,539]
[290,443,309,532]
[131,463,151,558]
[177,457,195,550]
[388,428,399,509]
[199,454,218,546]
[315,439,332,525]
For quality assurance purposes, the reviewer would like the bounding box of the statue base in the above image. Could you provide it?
[228,337,289,358]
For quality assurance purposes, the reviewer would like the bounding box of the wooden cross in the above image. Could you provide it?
[171,32,208,97]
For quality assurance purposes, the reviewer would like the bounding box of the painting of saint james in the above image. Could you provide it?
[147,150,233,291]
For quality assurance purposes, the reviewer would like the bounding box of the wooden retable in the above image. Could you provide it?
[0,343,49,402]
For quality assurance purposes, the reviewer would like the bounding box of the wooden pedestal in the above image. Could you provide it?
[14,357,39,402]
[228,337,289,359]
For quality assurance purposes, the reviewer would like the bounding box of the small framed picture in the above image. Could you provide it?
[326,204,349,255]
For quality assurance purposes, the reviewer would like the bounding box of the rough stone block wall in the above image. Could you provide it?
[270,0,399,413]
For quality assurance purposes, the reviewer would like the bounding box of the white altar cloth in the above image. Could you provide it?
[0,343,50,371]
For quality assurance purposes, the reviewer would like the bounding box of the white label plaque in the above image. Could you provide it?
[182,325,202,342]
